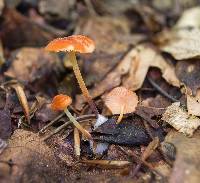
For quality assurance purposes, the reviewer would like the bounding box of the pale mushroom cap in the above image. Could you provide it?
[104,87,138,114]
[45,35,95,53]
[51,94,72,111]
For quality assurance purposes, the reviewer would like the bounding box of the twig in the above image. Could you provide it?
[117,146,165,179]
[39,113,65,134]
[42,114,96,141]
[148,77,179,102]
[84,0,97,16]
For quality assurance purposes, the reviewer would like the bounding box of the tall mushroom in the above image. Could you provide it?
[104,87,138,124]
[45,35,99,117]
[51,94,92,140]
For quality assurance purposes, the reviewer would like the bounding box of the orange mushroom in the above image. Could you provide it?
[51,94,92,139]
[104,87,138,124]
[45,35,99,117]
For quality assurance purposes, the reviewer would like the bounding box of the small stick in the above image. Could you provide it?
[148,77,179,102]
[84,0,97,16]
[74,128,81,157]
[39,113,65,134]
[64,108,92,140]
[42,114,96,141]
[132,137,159,177]
[117,146,165,178]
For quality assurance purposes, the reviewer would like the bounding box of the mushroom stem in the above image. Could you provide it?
[64,108,92,140]
[68,51,99,117]
[116,105,125,124]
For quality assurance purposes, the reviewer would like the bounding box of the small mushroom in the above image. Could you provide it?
[104,87,138,124]
[45,35,99,117]
[51,94,92,140]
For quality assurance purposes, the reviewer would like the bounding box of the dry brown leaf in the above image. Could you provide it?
[5,47,59,84]
[123,44,180,90]
[76,16,131,54]
[187,89,200,116]
[175,60,200,95]
[162,102,200,136]
[0,9,54,49]
[161,28,200,60]
[160,7,200,60]
[12,84,30,124]
[165,131,200,183]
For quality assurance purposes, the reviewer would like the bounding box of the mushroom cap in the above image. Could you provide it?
[51,94,72,111]
[45,35,95,53]
[104,87,138,114]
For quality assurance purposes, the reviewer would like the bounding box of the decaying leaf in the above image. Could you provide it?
[12,84,30,124]
[164,131,200,183]
[93,118,152,146]
[123,44,180,90]
[75,16,145,87]
[187,89,200,116]
[76,16,131,54]
[0,8,54,49]
[161,28,200,60]
[5,47,59,84]
[162,102,200,136]
[161,7,200,60]
[176,60,200,95]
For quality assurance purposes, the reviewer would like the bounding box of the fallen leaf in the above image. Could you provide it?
[176,7,200,28]
[76,16,131,54]
[176,60,200,95]
[5,47,59,85]
[83,52,122,86]
[0,8,54,49]
[187,89,200,116]
[93,118,151,146]
[135,105,165,128]
[75,16,146,87]
[160,6,200,60]
[12,84,30,124]
[39,0,75,19]
[161,28,200,60]
[164,130,200,183]
[162,102,200,136]
[123,45,180,90]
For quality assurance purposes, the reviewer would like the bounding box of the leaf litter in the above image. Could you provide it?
[1,1,200,182]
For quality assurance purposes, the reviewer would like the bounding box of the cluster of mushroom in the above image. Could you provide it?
[45,35,138,140]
